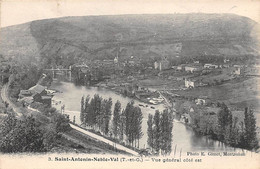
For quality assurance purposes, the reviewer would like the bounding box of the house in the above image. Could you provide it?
[154,61,160,70]
[40,96,53,105]
[29,84,53,106]
[224,59,230,63]
[177,64,185,71]
[185,78,199,88]
[171,66,178,70]
[184,64,202,73]
[114,56,118,64]
[154,57,170,71]
[232,65,244,75]
[19,97,34,106]
[190,107,195,113]
[18,84,53,107]
[204,64,219,69]
[234,66,241,75]
[29,84,47,96]
[195,98,207,105]
[19,90,34,99]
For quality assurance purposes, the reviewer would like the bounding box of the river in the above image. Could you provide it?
[51,82,249,154]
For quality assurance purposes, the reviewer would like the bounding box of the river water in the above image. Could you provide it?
[51,82,249,154]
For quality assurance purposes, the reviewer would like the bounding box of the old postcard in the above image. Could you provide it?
[0,0,259,169]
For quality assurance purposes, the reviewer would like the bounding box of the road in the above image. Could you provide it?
[158,91,172,108]
[0,84,22,117]
[70,124,140,156]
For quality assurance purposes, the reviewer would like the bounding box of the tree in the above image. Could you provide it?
[43,128,58,151]
[125,101,135,145]
[244,107,259,150]
[23,115,45,152]
[113,100,121,139]
[228,117,240,147]
[224,123,233,145]
[83,95,90,124]
[80,96,85,123]
[0,115,45,153]
[0,112,17,137]
[153,110,161,154]
[147,109,173,155]
[133,106,143,148]
[119,109,126,142]
[86,100,95,126]
[73,116,76,124]
[217,103,232,141]
[86,94,103,128]
[52,113,71,133]
[124,101,143,147]
[160,109,173,155]
[100,97,112,135]
[147,114,154,150]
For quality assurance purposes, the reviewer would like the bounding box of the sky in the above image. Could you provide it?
[0,0,260,27]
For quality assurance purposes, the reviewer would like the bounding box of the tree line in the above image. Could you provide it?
[187,102,259,151]
[217,104,259,150]
[147,109,173,156]
[80,95,143,148]
[0,108,71,153]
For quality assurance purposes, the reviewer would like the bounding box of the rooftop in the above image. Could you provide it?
[41,96,53,100]
[185,63,203,68]
[19,97,34,104]
[19,90,33,96]
[29,84,46,94]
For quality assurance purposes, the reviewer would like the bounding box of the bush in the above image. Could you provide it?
[0,114,46,153]
[43,129,58,151]
[51,113,71,133]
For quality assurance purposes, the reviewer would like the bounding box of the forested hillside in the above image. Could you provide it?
[0,14,259,67]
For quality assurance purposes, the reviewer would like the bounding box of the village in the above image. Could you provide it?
[66,56,253,133]
[12,50,260,126]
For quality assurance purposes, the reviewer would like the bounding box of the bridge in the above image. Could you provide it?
[43,66,72,81]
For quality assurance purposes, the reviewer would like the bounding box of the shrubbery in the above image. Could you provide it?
[0,106,72,153]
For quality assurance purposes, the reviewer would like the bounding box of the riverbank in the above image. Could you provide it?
[95,81,164,106]
[51,81,251,154]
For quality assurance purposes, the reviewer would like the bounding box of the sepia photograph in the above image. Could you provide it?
[0,0,259,169]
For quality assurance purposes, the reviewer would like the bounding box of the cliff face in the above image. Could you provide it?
[0,14,259,64]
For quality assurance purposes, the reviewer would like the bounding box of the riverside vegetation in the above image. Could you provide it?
[80,95,143,148]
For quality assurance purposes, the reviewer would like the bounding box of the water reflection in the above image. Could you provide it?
[51,82,241,153]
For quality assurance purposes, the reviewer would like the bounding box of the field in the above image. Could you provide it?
[174,77,260,110]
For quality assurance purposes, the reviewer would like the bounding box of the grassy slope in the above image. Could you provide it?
[175,77,260,110]
[0,23,40,64]
[33,111,127,154]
